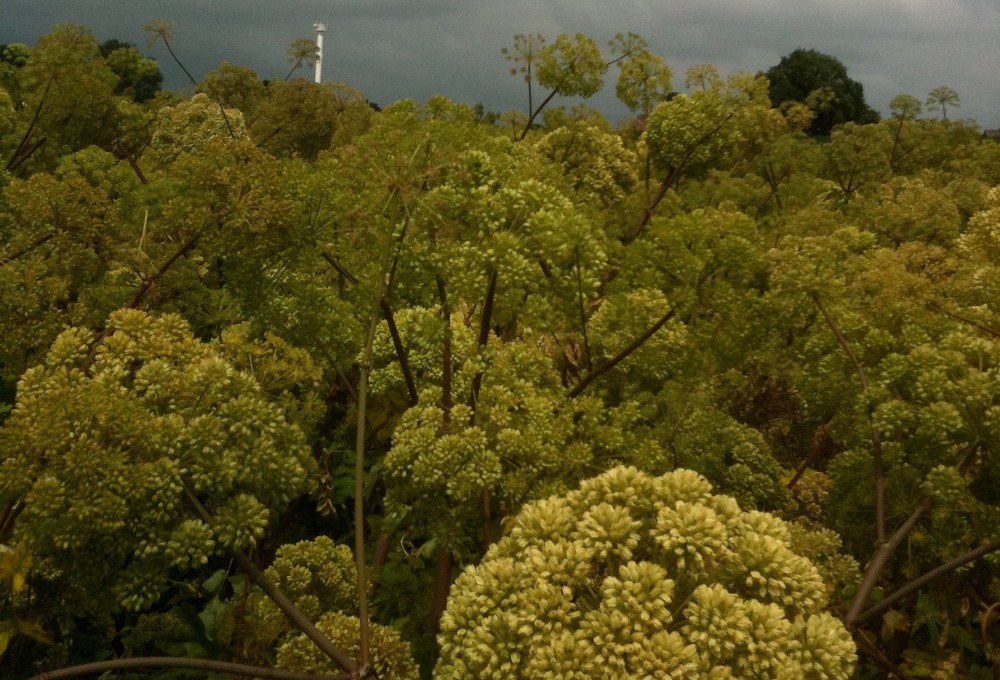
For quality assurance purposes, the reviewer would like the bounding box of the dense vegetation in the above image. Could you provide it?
[1,23,999,680]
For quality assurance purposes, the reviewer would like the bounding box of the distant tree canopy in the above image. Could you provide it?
[99,39,163,102]
[765,48,879,136]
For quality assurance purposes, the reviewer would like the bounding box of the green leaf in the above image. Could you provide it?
[201,568,228,594]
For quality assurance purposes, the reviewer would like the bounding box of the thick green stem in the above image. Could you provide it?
[350,232,398,669]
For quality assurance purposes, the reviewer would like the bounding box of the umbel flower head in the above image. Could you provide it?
[0,310,316,614]
[435,466,855,680]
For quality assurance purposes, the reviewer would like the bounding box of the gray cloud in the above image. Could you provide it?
[1,0,998,127]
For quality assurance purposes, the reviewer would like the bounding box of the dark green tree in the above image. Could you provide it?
[98,39,163,103]
[765,48,878,136]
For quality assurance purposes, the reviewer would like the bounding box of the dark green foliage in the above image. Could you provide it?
[766,48,879,136]
[99,39,163,103]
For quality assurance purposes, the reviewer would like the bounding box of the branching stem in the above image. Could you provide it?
[624,116,731,244]
[574,247,594,373]
[856,538,1000,626]
[812,293,885,543]
[845,497,934,629]
[437,274,453,423]
[518,88,558,140]
[26,657,351,680]
[182,484,358,674]
[381,298,418,406]
[84,221,212,370]
[6,79,51,172]
[568,308,675,398]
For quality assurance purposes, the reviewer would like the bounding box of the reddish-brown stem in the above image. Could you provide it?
[284,55,308,82]
[371,531,391,573]
[6,136,47,173]
[160,36,236,139]
[568,308,675,399]
[0,231,55,266]
[0,500,23,543]
[6,79,51,171]
[624,117,731,244]
[184,483,358,673]
[436,274,453,423]
[381,298,418,406]
[182,485,358,673]
[350,239,396,671]
[852,630,902,677]
[321,251,360,285]
[627,172,674,244]
[25,657,350,680]
[786,418,832,489]
[855,538,1000,626]
[124,224,210,311]
[574,247,593,373]
[467,268,498,418]
[481,488,493,552]
[354,331,375,669]
[813,293,885,544]
[114,140,149,185]
[845,497,934,629]
[929,302,1000,340]
[518,88,559,140]
[85,222,212,370]
[431,549,454,632]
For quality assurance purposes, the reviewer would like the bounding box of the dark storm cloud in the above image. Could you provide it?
[1,0,998,127]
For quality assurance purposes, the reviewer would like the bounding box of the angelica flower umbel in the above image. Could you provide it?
[435,466,856,680]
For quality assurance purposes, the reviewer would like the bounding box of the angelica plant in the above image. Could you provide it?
[0,310,316,617]
[218,535,416,676]
[435,466,856,680]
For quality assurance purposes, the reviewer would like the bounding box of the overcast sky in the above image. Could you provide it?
[3,0,999,128]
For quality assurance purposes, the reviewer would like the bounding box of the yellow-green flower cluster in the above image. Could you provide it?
[435,466,856,680]
[0,310,316,613]
[534,123,638,206]
[384,402,501,522]
[216,535,361,665]
[264,536,357,621]
[277,611,419,679]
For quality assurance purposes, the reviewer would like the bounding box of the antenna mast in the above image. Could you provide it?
[313,22,328,83]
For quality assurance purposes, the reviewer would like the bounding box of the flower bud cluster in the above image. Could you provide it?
[0,310,316,613]
[436,466,855,679]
